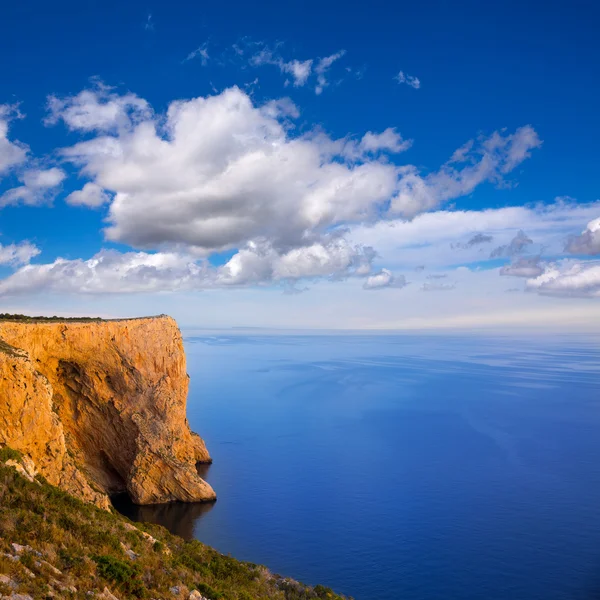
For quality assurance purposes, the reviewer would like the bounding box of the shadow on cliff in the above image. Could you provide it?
[111,462,215,540]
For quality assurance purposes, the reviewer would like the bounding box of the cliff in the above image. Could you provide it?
[0,315,216,507]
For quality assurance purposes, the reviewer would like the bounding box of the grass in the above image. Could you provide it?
[0,457,351,600]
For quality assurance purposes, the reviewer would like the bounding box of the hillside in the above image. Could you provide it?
[0,452,349,600]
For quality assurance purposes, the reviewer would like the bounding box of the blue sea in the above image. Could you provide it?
[115,333,600,600]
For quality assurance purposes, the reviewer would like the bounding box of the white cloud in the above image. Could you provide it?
[363,268,407,290]
[249,47,313,87]
[49,85,539,267]
[65,182,111,208]
[0,241,40,266]
[0,238,375,296]
[185,42,210,65]
[395,71,421,89]
[0,167,66,207]
[0,105,28,176]
[389,126,542,218]
[46,82,151,133]
[500,256,543,277]
[358,128,412,154]
[315,50,345,95]
[526,261,600,297]
[565,217,600,255]
[282,59,313,86]
[0,250,208,296]
[490,230,533,258]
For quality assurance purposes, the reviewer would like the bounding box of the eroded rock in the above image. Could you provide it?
[0,316,215,507]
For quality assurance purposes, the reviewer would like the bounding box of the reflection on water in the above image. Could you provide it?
[111,463,215,540]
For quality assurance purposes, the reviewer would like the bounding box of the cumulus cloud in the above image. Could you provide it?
[0,250,208,296]
[363,268,407,290]
[389,127,542,218]
[500,256,543,277]
[0,167,66,207]
[0,238,375,296]
[0,241,40,266]
[46,81,151,133]
[65,182,111,208]
[395,71,420,89]
[526,261,600,297]
[49,85,539,264]
[565,217,600,255]
[490,230,533,258]
[358,128,412,154]
[0,105,28,176]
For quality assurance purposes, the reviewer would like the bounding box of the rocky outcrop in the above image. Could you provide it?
[0,316,215,507]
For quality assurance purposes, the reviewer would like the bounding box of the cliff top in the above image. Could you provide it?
[0,313,170,323]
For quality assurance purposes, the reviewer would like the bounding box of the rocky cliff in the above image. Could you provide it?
[0,316,215,508]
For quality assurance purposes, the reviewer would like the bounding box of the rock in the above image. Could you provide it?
[11,543,31,555]
[0,316,215,506]
[119,542,139,561]
[98,587,120,600]
[189,591,208,600]
[169,587,180,596]
[3,594,34,600]
[4,458,37,484]
[0,574,16,588]
[0,553,18,562]
[39,560,62,576]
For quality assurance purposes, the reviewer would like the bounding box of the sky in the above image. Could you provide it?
[0,0,599,330]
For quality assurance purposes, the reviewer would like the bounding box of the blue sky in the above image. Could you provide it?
[0,0,599,328]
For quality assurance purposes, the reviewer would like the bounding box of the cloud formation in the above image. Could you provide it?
[314,51,346,94]
[500,256,544,277]
[452,232,493,249]
[0,167,66,207]
[565,217,600,255]
[0,105,28,176]
[65,182,111,208]
[526,261,600,297]
[363,268,407,290]
[47,84,540,275]
[395,71,421,89]
[390,128,542,218]
[0,238,376,296]
[185,42,210,66]
[490,230,533,258]
[0,241,40,266]
[46,82,151,133]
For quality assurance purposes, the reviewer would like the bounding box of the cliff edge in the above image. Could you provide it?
[0,315,216,507]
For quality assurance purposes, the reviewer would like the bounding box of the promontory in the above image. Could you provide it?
[0,314,216,509]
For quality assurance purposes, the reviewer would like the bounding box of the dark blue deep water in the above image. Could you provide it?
[116,333,600,600]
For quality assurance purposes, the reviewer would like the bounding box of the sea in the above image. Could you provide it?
[113,332,600,600]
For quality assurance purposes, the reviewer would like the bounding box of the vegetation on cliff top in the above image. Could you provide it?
[0,456,350,600]
[0,314,169,323]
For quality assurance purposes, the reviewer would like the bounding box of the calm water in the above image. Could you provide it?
[114,333,600,600]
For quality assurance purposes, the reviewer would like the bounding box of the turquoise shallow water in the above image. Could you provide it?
[115,333,600,600]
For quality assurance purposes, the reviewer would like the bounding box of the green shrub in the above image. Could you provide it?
[0,447,22,462]
[93,555,146,598]
[195,582,224,599]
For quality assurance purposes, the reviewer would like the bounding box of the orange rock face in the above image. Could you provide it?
[0,316,215,507]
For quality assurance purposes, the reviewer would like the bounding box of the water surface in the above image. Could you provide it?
[115,333,600,600]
